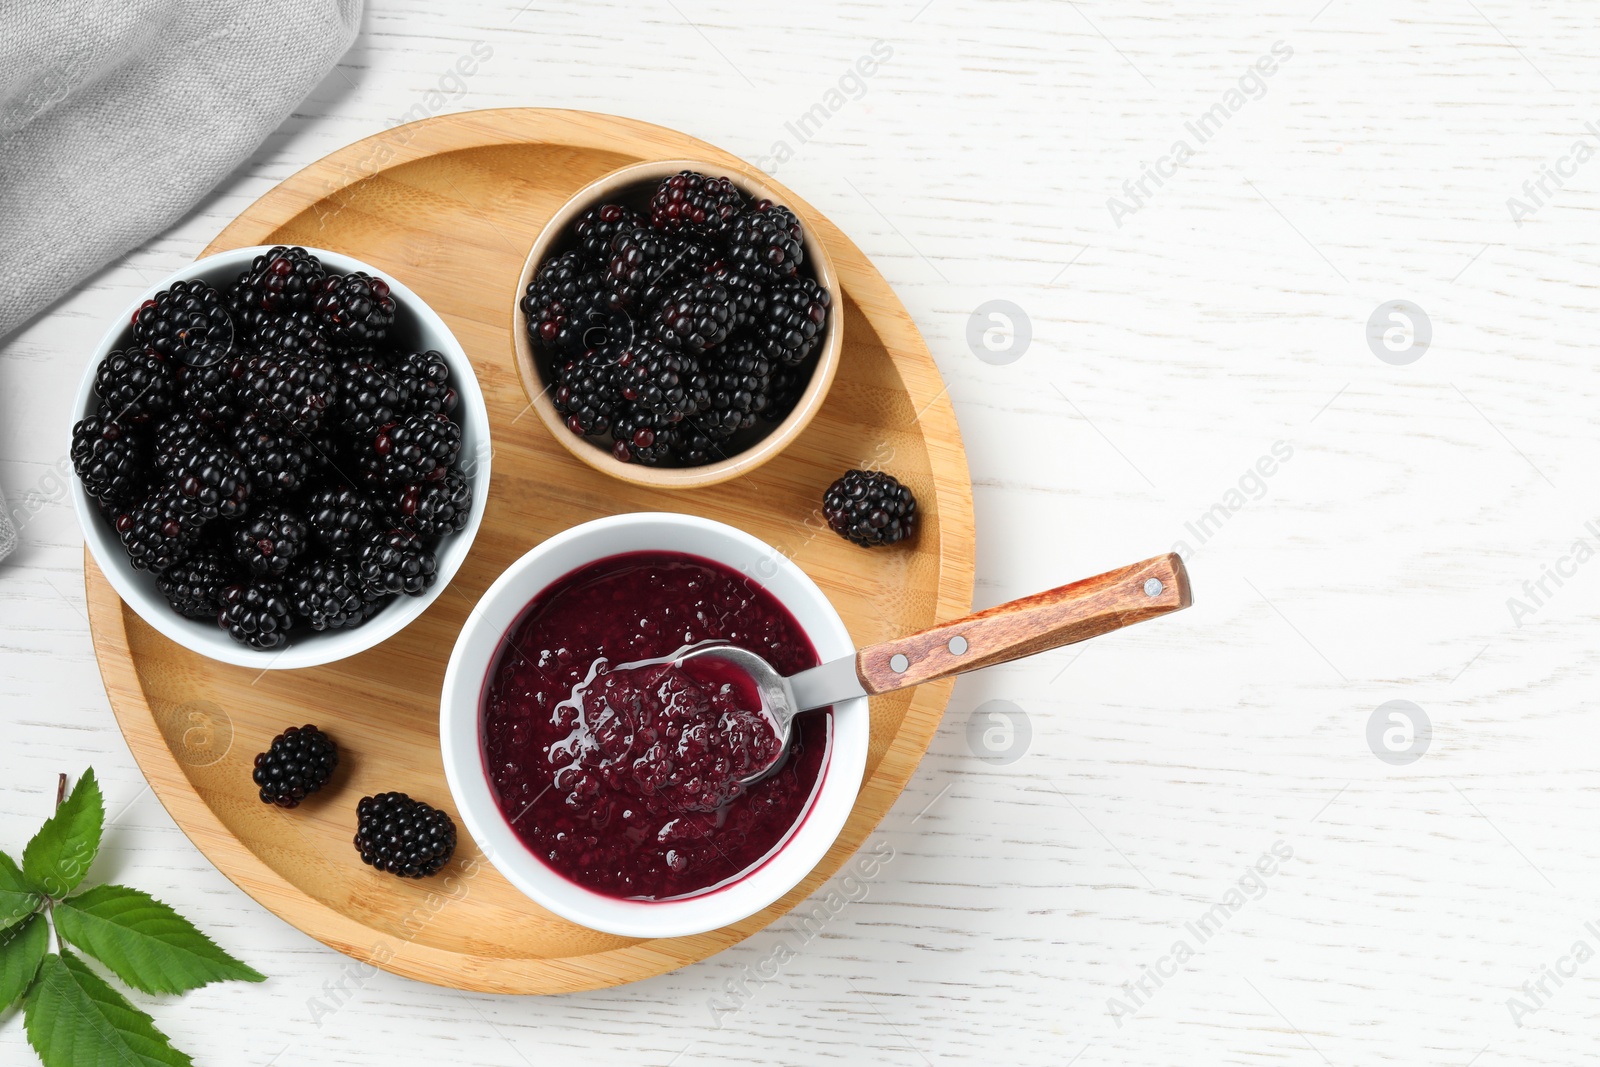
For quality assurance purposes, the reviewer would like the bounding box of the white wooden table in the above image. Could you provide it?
[4,1,1598,1063]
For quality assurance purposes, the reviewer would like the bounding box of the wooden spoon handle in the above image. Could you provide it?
[855,553,1192,695]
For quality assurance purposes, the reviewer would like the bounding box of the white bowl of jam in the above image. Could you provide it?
[439,512,869,938]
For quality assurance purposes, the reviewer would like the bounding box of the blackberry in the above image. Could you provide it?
[648,171,743,235]
[312,272,396,346]
[710,266,768,331]
[93,346,174,424]
[241,352,337,435]
[523,252,620,357]
[334,356,400,437]
[726,201,804,281]
[360,413,460,486]
[354,792,456,878]
[604,226,697,310]
[572,203,644,262]
[169,443,252,522]
[612,337,694,421]
[238,307,335,358]
[305,485,378,560]
[115,490,200,573]
[152,414,214,478]
[695,358,767,439]
[552,349,619,436]
[665,423,727,465]
[822,469,918,548]
[232,506,308,578]
[156,551,234,619]
[132,280,234,364]
[217,580,294,650]
[391,349,456,415]
[394,468,471,537]
[71,413,147,508]
[654,277,736,352]
[358,529,437,596]
[176,355,244,426]
[228,246,327,318]
[760,276,831,367]
[762,365,806,422]
[610,406,676,465]
[290,562,380,631]
[233,413,310,497]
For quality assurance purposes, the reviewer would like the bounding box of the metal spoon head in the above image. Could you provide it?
[673,643,797,786]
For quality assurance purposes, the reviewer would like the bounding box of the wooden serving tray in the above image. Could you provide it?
[87,109,975,994]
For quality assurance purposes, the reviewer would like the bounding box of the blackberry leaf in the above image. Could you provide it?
[0,914,47,1009]
[54,884,266,995]
[24,951,193,1067]
[0,850,41,932]
[21,769,103,898]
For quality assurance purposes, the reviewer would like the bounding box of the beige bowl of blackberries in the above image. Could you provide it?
[512,161,845,489]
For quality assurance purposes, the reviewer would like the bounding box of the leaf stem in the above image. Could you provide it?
[55,772,66,810]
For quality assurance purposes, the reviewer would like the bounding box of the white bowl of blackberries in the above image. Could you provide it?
[70,245,491,669]
[512,161,844,490]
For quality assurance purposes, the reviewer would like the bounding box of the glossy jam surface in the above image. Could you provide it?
[482,551,828,900]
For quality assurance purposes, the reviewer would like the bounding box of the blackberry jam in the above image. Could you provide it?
[481,551,829,900]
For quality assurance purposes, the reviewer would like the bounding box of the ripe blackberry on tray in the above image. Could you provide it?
[71,413,147,508]
[253,724,339,808]
[217,580,294,650]
[354,792,456,878]
[526,170,829,466]
[823,469,918,548]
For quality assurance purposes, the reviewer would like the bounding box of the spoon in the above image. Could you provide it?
[676,552,1193,785]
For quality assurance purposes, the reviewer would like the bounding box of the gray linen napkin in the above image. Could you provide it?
[0,0,362,561]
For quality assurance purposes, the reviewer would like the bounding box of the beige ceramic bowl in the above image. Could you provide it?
[510,159,843,490]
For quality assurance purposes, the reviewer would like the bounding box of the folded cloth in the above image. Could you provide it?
[0,0,361,563]
[0,0,363,342]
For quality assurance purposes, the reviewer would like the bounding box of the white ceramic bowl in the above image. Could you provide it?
[71,246,491,670]
[439,512,868,938]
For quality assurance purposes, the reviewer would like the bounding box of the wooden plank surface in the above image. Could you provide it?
[4,0,1599,1063]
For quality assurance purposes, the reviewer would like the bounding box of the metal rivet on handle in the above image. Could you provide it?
[889,653,910,673]
[1143,578,1164,597]
[948,635,968,655]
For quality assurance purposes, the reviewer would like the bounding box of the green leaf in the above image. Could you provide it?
[0,913,48,1008]
[0,850,42,931]
[55,885,265,995]
[23,770,104,898]
[25,952,193,1067]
